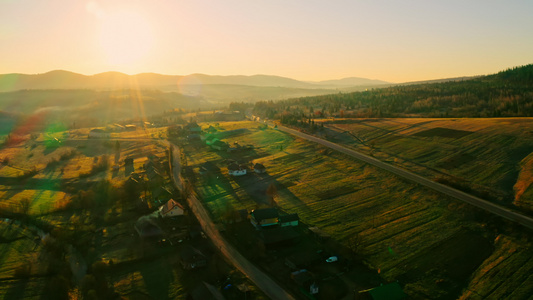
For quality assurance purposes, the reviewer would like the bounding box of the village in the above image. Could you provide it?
[158,120,406,299]
[82,117,407,299]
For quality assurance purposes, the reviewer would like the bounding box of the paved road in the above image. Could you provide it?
[271,123,533,231]
[169,142,295,300]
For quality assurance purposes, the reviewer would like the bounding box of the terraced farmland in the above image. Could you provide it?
[321,118,533,211]
[184,120,533,299]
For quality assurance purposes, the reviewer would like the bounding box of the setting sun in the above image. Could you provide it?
[96,9,154,68]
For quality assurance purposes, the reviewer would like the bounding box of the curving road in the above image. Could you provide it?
[169,143,295,300]
[270,123,533,231]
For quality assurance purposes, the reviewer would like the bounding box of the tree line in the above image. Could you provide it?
[251,64,533,119]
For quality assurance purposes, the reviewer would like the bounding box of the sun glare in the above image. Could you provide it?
[97,10,154,69]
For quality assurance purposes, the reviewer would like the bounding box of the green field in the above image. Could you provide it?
[183,120,533,299]
[0,129,178,299]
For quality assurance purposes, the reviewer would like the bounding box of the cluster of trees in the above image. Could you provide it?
[279,112,324,132]
[252,65,533,119]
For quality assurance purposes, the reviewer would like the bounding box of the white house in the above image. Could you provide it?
[159,199,185,218]
[228,163,247,176]
[88,129,110,138]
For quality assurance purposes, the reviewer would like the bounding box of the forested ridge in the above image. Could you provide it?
[253,64,533,119]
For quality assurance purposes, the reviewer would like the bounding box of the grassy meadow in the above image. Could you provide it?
[182,120,533,299]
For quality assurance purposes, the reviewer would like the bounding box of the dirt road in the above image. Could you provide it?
[169,142,295,300]
[271,123,533,230]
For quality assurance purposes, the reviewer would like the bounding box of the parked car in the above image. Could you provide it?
[326,256,338,263]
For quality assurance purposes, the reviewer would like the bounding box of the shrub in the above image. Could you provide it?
[46,158,60,170]
[59,149,77,161]
[18,167,38,179]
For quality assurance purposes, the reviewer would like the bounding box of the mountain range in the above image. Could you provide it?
[0,70,391,93]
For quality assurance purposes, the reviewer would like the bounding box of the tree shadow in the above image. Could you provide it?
[138,257,174,300]
[4,278,28,300]
[124,164,134,177]
[201,170,242,205]
[232,172,312,214]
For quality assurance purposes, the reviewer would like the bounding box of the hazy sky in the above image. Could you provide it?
[1,0,532,82]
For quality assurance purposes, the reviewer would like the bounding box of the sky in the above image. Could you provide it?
[1,0,532,82]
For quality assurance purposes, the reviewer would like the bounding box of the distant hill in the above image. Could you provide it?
[0,70,390,92]
[253,64,533,118]
[0,89,205,129]
[311,77,391,87]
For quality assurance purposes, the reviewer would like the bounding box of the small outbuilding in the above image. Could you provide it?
[253,163,266,173]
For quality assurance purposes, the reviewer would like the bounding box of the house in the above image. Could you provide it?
[179,245,208,270]
[125,124,137,131]
[228,163,246,176]
[253,163,266,173]
[188,282,225,300]
[88,128,110,138]
[159,199,185,218]
[134,215,164,239]
[250,208,279,228]
[279,213,299,227]
[184,122,202,133]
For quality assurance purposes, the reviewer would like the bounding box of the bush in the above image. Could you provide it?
[46,158,60,170]
[18,167,38,179]
[59,149,77,161]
